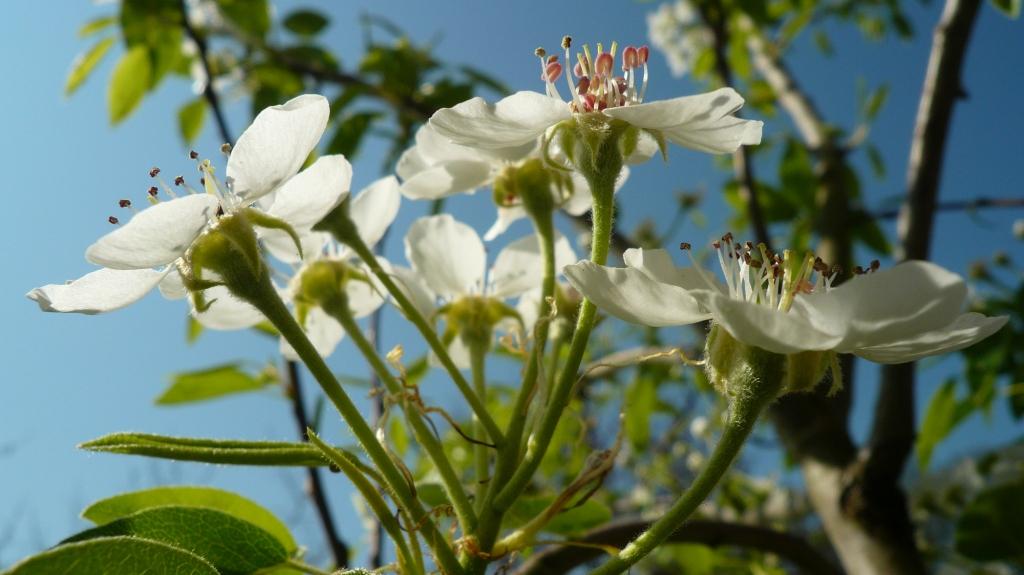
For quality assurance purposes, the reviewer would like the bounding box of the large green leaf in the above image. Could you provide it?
[990,0,1021,19]
[283,9,329,36]
[177,97,207,145]
[157,362,274,405]
[66,36,115,96]
[916,378,969,470]
[215,0,270,38]
[65,507,287,573]
[80,432,328,466]
[82,486,296,553]
[4,536,217,575]
[108,46,151,124]
[955,480,1024,564]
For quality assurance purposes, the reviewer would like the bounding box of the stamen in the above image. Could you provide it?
[220,143,232,156]
[108,216,119,224]
[189,150,199,160]
[118,199,131,208]
[149,167,160,178]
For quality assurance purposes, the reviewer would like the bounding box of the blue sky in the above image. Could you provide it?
[1,0,1021,567]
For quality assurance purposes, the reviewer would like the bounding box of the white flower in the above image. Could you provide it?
[564,238,1008,364]
[429,39,761,157]
[28,94,344,316]
[647,1,713,78]
[397,124,632,240]
[402,214,577,367]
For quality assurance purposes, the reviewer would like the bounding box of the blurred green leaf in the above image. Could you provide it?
[78,15,116,38]
[66,36,115,96]
[215,0,270,38]
[916,378,971,470]
[156,362,274,405]
[955,480,1024,564]
[65,506,288,573]
[120,0,180,47]
[990,0,1021,19]
[83,486,296,553]
[813,30,834,56]
[626,377,657,450]
[5,537,217,575]
[283,9,329,36]
[80,432,329,466]
[864,85,889,121]
[865,144,886,179]
[177,97,206,144]
[108,46,151,124]
[327,112,382,159]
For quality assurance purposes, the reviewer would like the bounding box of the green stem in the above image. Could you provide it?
[307,431,422,575]
[340,226,504,447]
[469,341,490,512]
[327,298,479,534]
[587,358,784,575]
[251,280,465,575]
[284,558,332,575]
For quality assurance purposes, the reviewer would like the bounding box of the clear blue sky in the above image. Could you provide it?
[1,0,1021,567]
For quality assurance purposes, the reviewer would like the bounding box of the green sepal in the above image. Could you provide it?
[643,128,669,162]
[243,207,303,260]
[619,125,640,160]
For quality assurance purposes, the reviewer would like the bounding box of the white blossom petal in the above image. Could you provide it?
[27,267,170,314]
[390,265,436,318]
[192,285,265,330]
[158,269,188,300]
[412,122,535,165]
[623,248,724,292]
[561,167,629,216]
[564,261,711,327]
[483,206,527,241]
[281,307,345,360]
[227,94,329,201]
[405,215,486,298]
[399,160,493,200]
[430,92,571,149]
[661,116,764,154]
[350,176,401,249]
[347,261,387,319]
[625,132,659,165]
[265,155,352,229]
[262,229,330,264]
[854,313,1008,364]
[86,194,219,269]
[690,290,844,354]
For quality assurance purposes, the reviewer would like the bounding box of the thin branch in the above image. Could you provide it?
[873,195,1022,219]
[510,518,842,575]
[179,0,231,145]
[869,0,982,526]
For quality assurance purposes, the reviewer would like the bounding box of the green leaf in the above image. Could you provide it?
[625,377,656,450]
[283,9,329,36]
[66,37,116,96]
[157,362,274,405]
[326,112,382,159]
[215,0,270,38]
[80,432,329,466]
[990,0,1021,18]
[187,315,204,343]
[506,496,612,535]
[79,15,116,38]
[82,486,296,553]
[108,46,151,124]
[955,480,1024,564]
[864,85,889,121]
[916,378,970,470]
[65,507,287,573]
[5,537,217,575]
[177,98,207,145]
[813,30,834,56]
[865,144,886,179]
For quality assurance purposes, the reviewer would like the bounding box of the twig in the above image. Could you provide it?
[510,517,842,575]
[870,0,982,556]
[872,195,1022,219]
[178,1,350,567]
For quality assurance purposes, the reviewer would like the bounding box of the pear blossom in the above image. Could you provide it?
[398,123,634,240]
[402,214,577,367]
[28,94,345,316]
[564,237,1007,364]
[428,38,762,157]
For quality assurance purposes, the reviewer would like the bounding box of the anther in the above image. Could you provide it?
[869,260,880,272]
[148,186,159,197]
[562,36,572,49]
[679,242,692,250]
[623,46,638,70]
[535,47,547,58]
[189,150,199,160]
[149,167,160,178]
[220,143,231,155]
[638,45,650,63]
[854,265,865,275]
[118,199,131,208]
[174,176,185,186]
[108,216,119,225]
[595,52,613,76]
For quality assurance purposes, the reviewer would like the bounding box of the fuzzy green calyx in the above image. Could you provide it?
[187,211,266,305]
[704,324,839,404]
[441,296,518,351]
[294,259,371,323]
[492,159,557,220]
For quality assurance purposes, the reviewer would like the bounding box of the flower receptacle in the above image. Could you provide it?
[187,211,267,304]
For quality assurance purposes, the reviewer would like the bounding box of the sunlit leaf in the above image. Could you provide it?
[108,46,151,124]
[5,537,217,575]
[66,36,115,96]
[80,432,329,466]
[156,363,274,405]
[177,97,206,144]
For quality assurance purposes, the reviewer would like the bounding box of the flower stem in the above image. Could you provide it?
[325,297,479,534]
[469,341,490,511]
[587,353,785,575]
[338,223,505,447]
[306,431,422,575]
[249,278,465,575]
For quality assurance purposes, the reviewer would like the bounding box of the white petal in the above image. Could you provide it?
[489,234,546,298]
[86,194,219,269]
[625,132,659,165]
[399,160,493,200]
[429,335,472,370]
[690,290,844,354]
[348,176,401,249]
[623,248,724,292]
[158,268,188,300]
[412,122,528,165]
[390,265,436,318]
[27,267,169,314]
[396,145,429,181]
[405,215,486,298]
[227,94,330,201]
[265,155,352,229]
[561,167,628,216]
[483,206,527,241]
[281,307,346,360]
[854,313,1008,364]
[261,229,330,264]
[192,285,265,330]
[429,92,571,149]
[347,261,387,319]
[662,116,764,154]
[564,261,710,327]
[806,261,969,351]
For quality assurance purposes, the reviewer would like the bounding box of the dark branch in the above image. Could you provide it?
[872,195,1023,219]
[179,0,232,145]
[510,518,842,575]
